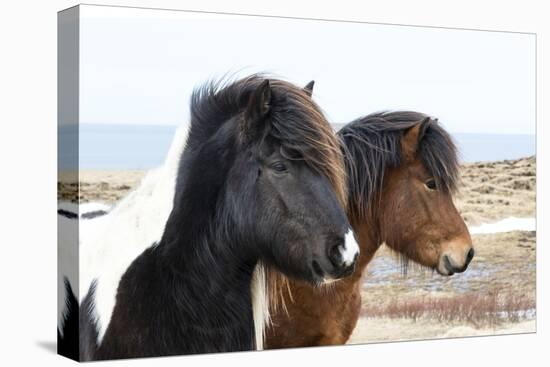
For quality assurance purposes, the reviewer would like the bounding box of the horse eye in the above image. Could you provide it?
[271,162,288,173]
[425,179,437,191]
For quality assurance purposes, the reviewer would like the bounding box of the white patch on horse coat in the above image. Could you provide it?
[78,125,189,343]
[342,229,360,266]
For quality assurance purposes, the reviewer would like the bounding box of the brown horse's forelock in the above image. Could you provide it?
[338,111,460,221]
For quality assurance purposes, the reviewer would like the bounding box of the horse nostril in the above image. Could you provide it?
[328,243,344,268]
[465,248,475,265]
[443,255,454,275]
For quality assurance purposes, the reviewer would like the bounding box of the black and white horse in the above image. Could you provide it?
[57,125,188,359]
[58,75,359,360]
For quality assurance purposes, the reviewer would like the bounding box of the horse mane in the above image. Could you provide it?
[338,111,459,221]
[189,75,349,347]
[187,74,347,207]
[185,75,348,351]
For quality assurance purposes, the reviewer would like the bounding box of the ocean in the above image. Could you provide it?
[60,124,536,170]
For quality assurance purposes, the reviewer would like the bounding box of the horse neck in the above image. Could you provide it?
[126,120,258,350]
[159,131,241,267]
[154,155,258,326]
[348,155,393,275]
[159,199,257,288]
[351,209,384,273]
[113,236,257,354]
[155,212,257,348]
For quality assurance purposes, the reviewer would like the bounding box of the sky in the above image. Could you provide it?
[78,5,536,135]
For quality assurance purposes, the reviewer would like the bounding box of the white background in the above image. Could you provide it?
[0,0,547,366]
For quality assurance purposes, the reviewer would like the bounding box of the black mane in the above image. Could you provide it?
[185,74,347,206]
[338,111,459,219]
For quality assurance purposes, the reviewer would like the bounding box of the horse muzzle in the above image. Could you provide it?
[437,247,475,276]
[313,230,360,282]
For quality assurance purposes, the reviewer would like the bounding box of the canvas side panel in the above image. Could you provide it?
[58,5,80,362]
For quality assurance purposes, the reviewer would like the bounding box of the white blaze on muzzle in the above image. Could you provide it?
[342,229,360,266]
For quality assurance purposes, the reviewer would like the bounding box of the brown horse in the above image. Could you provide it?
[264,111,474,348]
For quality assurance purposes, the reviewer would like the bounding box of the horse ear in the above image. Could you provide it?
[303,80,315,97]
[401,117,431,161]
[242,80,272,143]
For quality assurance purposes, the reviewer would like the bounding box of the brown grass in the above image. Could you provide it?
[457,156,535,225]
[361,289,535,328]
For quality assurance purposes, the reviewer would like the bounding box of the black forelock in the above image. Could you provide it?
[186,74,347,206]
